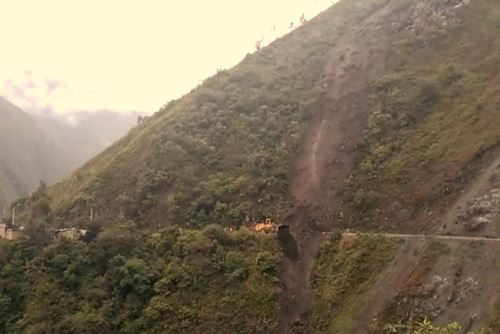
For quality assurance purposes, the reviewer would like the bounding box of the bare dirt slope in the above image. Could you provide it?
[382,239,500,332]
[329,233,500,333]
[279,2,393,332]
[354,237,431,333]
[441,149,500,238]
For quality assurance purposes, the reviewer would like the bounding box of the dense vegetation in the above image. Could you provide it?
[0,225,280,333]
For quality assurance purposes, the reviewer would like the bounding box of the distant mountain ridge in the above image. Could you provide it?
[0,96,68,208]
[0,96,138,208]
[37,110,141,172]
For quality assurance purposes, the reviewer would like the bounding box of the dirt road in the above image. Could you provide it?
[342,232,500,242]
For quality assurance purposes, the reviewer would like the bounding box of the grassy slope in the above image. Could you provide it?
[309,2,500,327]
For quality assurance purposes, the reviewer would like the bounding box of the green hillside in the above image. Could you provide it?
[343,0,500,231]
[39,0,500,235]
[0,225,280,333]
[40,0,389,227]
[7,0,500,333]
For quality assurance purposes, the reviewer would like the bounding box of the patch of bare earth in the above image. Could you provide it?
[440,150,500,238]
[278,3,393,333]
[354,237,431,333]
[323,233,500,332]
[374,239,500,332]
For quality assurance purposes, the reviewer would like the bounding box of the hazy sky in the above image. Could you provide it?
[0,0,335,115]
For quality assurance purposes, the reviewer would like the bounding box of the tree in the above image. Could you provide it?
[255,38,263,51]
[300,14,307,25]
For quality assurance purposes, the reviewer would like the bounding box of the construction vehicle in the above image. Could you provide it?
[254,218,277,233]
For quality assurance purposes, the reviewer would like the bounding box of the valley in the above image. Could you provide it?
[0,97,138,209]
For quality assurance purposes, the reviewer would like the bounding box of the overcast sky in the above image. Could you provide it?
[0,0,335,115]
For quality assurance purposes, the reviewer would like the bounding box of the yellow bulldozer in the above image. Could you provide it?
[253,218,277,233]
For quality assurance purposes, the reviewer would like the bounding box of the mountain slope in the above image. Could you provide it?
[44,0,500,234]
[13,0,500,332]
[0,98,138,209]
[41,0,395,227]
[39,111,140,172]
[0,97,69,207]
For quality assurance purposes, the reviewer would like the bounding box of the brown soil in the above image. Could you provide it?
[377,239,500,332]
[278,3,393,332]
[354,237,431,333]
[333,233,500,333]
[440,150,500,238]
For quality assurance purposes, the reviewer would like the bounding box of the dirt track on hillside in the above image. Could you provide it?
[343,232,500,242]
[278,2,393,332]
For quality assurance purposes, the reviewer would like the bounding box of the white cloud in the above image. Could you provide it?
[0,0,336,115]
